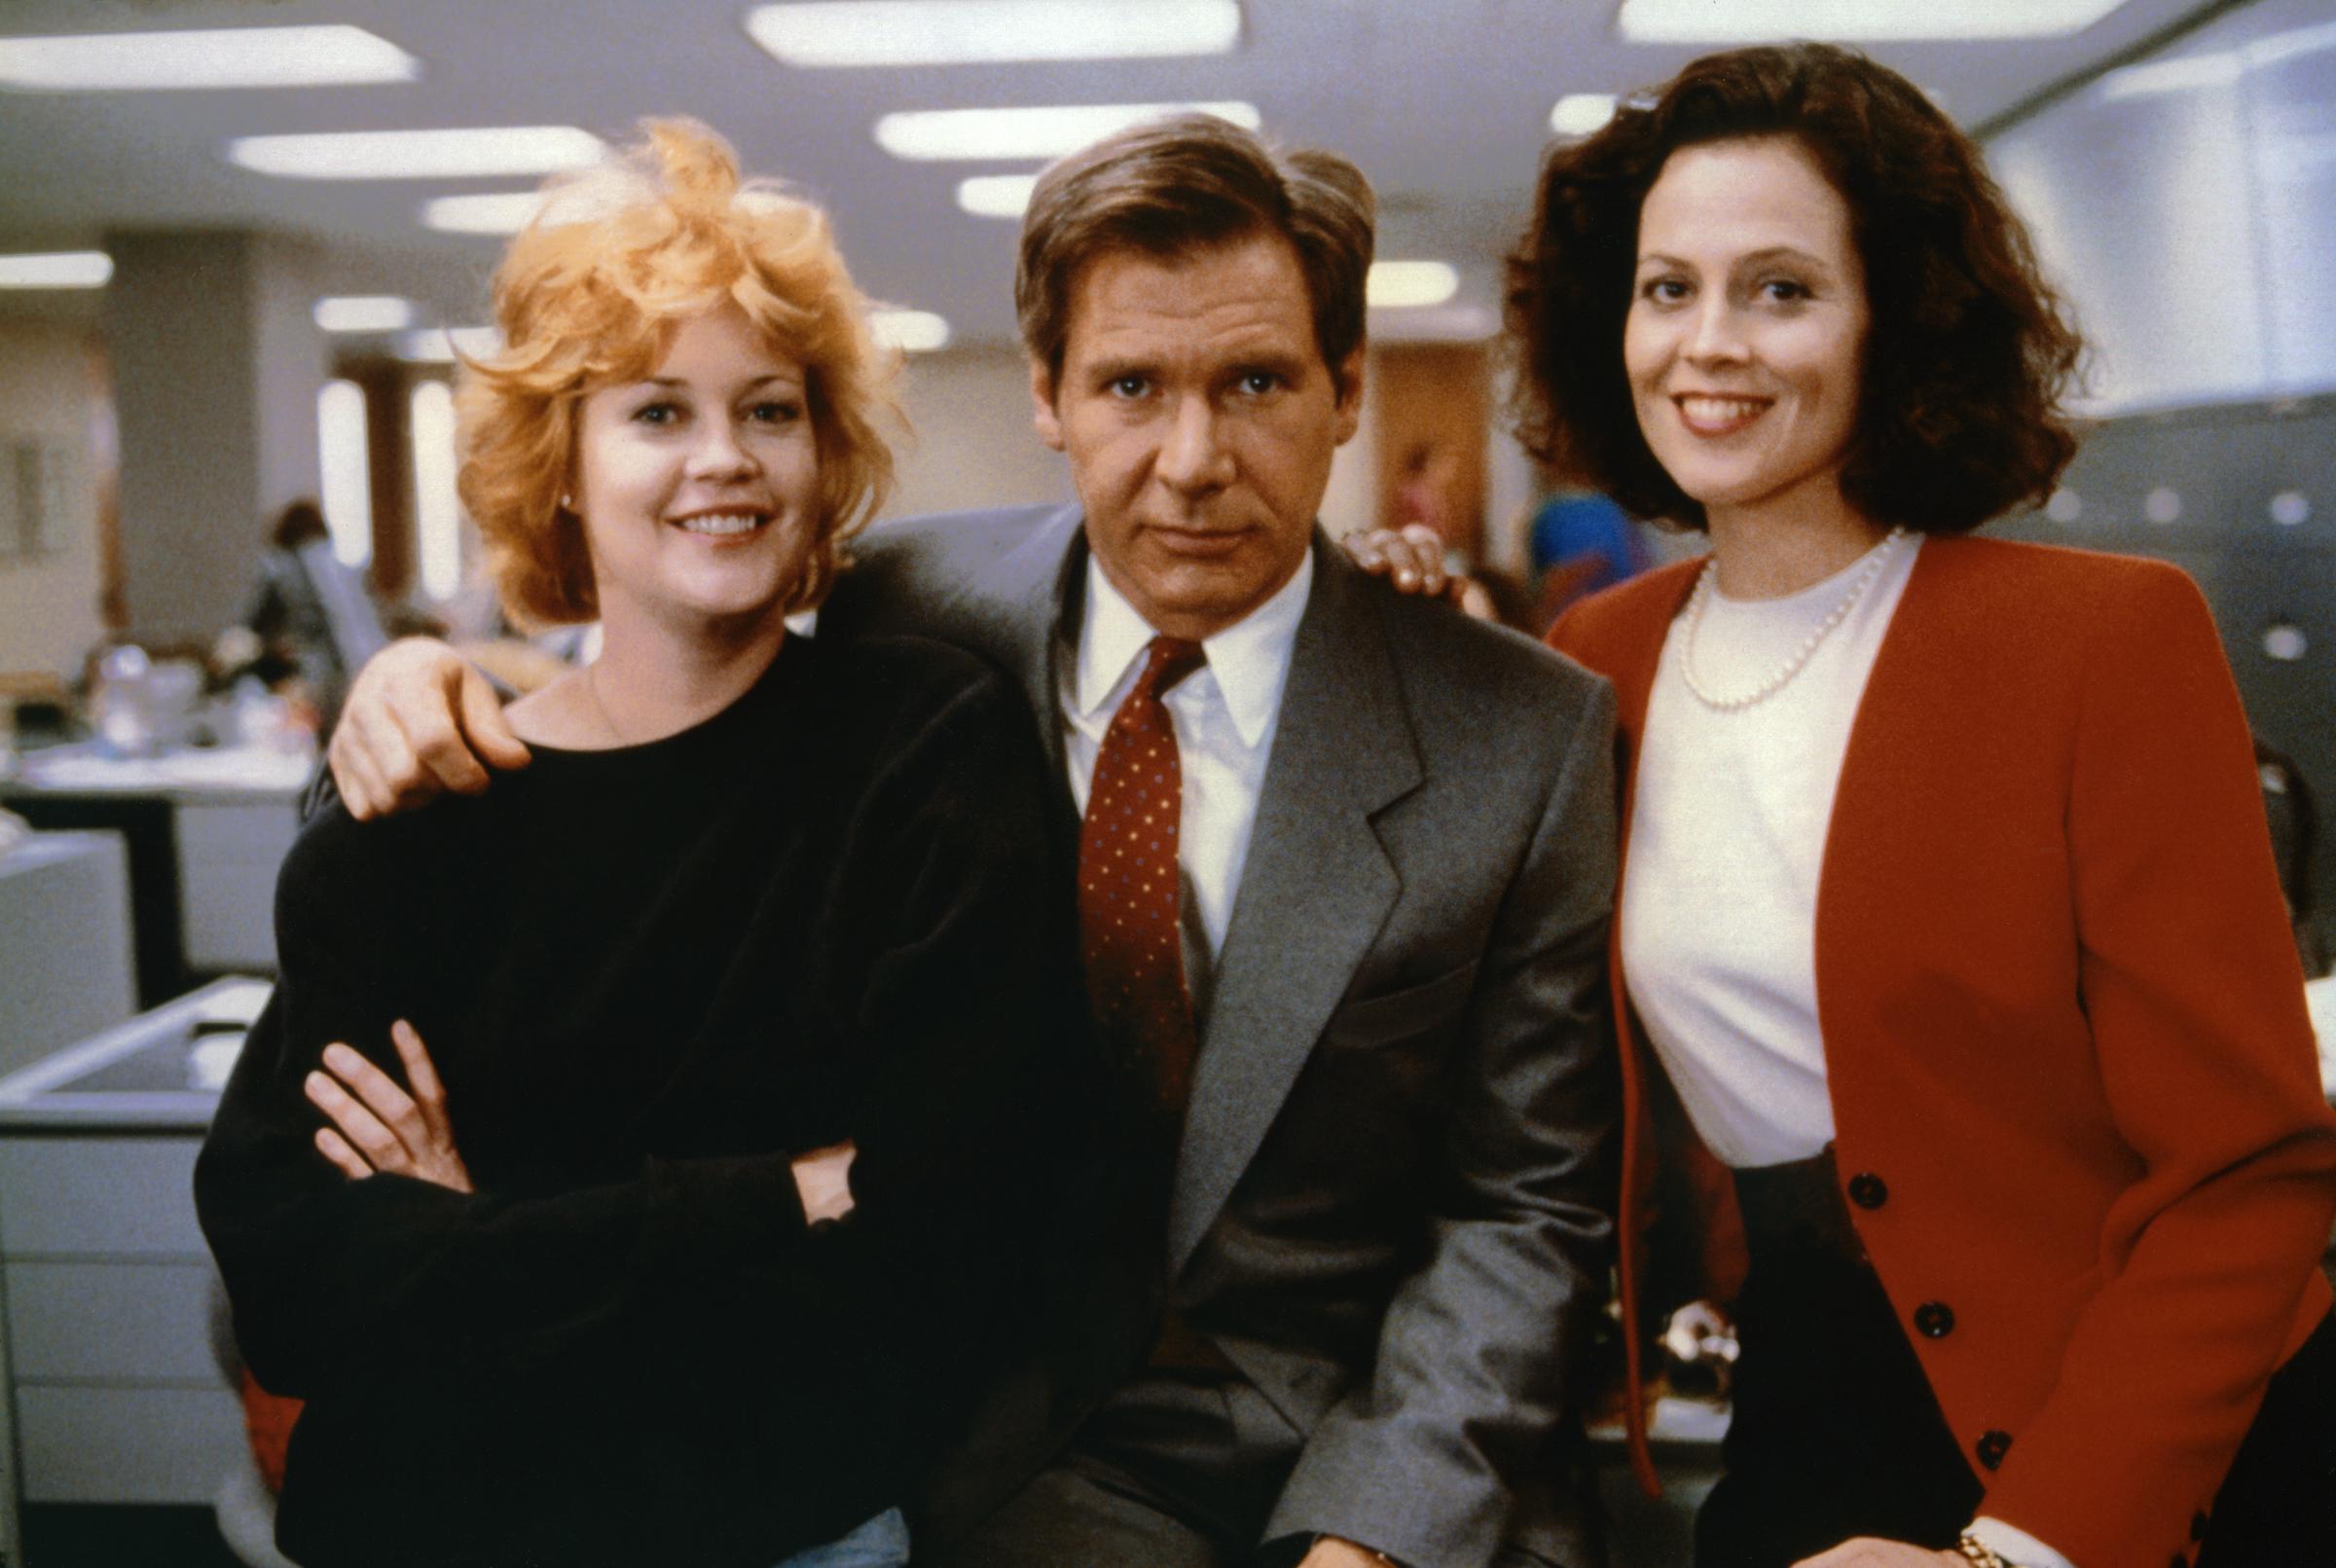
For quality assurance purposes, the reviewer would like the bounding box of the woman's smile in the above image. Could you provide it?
[1670,392,1775,438]
[669,505,773,538]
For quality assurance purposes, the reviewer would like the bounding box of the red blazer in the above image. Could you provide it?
[1551,535,2336,1568]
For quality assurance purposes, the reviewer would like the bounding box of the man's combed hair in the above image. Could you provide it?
[457,118,898,627]
[1016,113,1375,390]
[1506,43,2085,534]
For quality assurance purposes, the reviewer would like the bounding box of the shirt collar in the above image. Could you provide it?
[1074,544,1314,748]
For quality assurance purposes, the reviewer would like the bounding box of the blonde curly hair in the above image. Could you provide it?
[457,118,897,627]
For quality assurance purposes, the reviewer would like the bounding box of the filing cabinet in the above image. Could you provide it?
[0,979,266,1523]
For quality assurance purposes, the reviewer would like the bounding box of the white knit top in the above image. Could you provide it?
[1619,533,1922,1169]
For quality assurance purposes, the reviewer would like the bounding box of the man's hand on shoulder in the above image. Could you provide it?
[330,638,529,820]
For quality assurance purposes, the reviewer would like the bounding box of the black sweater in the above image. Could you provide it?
[196,633,1091,1568]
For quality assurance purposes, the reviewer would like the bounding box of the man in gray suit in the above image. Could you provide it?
[327,115,1617,1568]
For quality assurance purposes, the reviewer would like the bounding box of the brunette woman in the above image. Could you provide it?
[1365,41,2336,1568]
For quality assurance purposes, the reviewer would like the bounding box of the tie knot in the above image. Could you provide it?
[1142,636,1206,697]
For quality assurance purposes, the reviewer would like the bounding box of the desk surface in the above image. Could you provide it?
[5,741,312,803]
[0,829,121,884]
[0,976,265,1131]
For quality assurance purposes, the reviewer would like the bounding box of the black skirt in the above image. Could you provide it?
[1694,1148,2336,1568]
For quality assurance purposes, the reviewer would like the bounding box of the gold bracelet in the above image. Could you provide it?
[1956,1533,2018,1568]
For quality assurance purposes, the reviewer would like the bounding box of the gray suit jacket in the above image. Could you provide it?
[824,505,1620,1568]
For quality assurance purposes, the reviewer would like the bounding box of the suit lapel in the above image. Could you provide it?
[962,504,1086,784]
[1167,541,1423,1275]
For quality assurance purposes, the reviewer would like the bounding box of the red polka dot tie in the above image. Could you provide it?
[1079,635,1206,1116]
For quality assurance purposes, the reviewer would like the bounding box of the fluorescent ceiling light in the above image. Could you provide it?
[746,0,1239,67]
[1549,94,1617,137]
[2099,53,2244,100]
[0,25,418,91]
[1367,261,1459,310]
[2247,18,2336,70]
[396,326,501,363]
[420,190,551,235]
[875,102,1259,162]
[313,295,416,333]
[870,310,952,352]
[229,127,603,181]
[1617,0,2130,42]
[2097,20,2336,102]
[957,173,1040,219]
[0,250,113,288]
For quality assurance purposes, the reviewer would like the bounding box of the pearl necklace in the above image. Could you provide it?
[1678,528,1910,711]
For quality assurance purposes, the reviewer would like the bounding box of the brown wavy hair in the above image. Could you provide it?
[1016,112,1374,394]
[457,118,897,627]
[1507,43,2083,533]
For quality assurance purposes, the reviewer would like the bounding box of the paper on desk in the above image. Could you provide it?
[198,978,274,1026]
[189,979,271,1091]
[2308,974,2336,1099]
[189,1034,246,1092]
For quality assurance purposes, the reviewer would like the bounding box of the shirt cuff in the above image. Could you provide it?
[1969,1515,2079,1568]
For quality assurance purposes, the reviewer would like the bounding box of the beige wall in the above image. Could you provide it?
[104,232,327,645]
[0,317,107,683]
[884,346,1073,523]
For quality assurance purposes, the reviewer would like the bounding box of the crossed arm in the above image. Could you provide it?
[302,1016,856,1222]
[201,672,1088,1446]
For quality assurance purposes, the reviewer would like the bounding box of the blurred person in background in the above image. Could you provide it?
[1525,481,1650,629]
[214,497,388,730]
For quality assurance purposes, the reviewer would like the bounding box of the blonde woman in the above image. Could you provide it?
[197,122,1086,1568]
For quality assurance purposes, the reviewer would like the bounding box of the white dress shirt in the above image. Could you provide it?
[1060,550,1311,963]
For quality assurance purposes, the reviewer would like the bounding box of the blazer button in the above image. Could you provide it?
[2170,1554,2188,1568]
[1914,1300,1955,1337]
[2191,1511,2209,1541]
[1847,1172,1888,1209]
[1975,1429,2012,1470]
